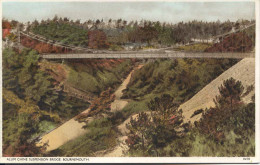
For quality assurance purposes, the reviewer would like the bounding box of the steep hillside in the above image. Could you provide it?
[2,47,135,156]
[180,58,255,123]
[122,59,239,110]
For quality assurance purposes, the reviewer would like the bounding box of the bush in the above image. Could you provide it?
[126,94,183,156]
[214,77,244,109]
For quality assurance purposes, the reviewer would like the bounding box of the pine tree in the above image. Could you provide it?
[214,77,244,109]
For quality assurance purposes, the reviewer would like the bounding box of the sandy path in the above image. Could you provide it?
[100,65,143,157]
[180,58,255,123]
[111,65,143,112]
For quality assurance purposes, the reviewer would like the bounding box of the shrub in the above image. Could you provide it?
[126,94,183,156]
[214,77,244,109]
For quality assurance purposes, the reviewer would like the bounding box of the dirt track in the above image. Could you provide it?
[111,65,143,112]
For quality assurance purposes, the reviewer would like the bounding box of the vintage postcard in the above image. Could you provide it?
[0,0,259,163]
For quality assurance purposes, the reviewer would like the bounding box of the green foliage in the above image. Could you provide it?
[163,128,254,157]
[68,69,100,93]
[127,81,255,157]
[198,78,253,148]
[25,72,52,103]
[171,20,234,44]
[32,21,88,47]
[126,112,153,156]
[2,49,51,155]
[2,48,90,155]
[2,109,43,156]
[176,43,212,52]
[157,26,174,45]
[161,133,193,156]
[124,59,239,103]
[174,78,254,157]
[125,66,254,157]
[126,94,183,156]
[214,77,244,109]
[120,100,149,118]
[3,48,89,118]
[67,59,133,94]
[2,50,22,93]
[3,48,53,103]
[31,121,57,140]
[55,94,90,121]
[243,25,255,47]
[154,100,255,157]
[17,17,255,47]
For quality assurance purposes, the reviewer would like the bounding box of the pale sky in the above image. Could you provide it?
[2,1,255,23]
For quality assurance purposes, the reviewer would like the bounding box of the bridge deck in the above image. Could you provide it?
[41,52,255,59]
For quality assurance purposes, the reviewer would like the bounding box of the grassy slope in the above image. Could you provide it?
[66,59,134,95]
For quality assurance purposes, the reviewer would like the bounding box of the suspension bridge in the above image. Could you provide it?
[40,52,254,59]
[18,23,255,59]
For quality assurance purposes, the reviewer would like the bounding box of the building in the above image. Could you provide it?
[190,38,214,44]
